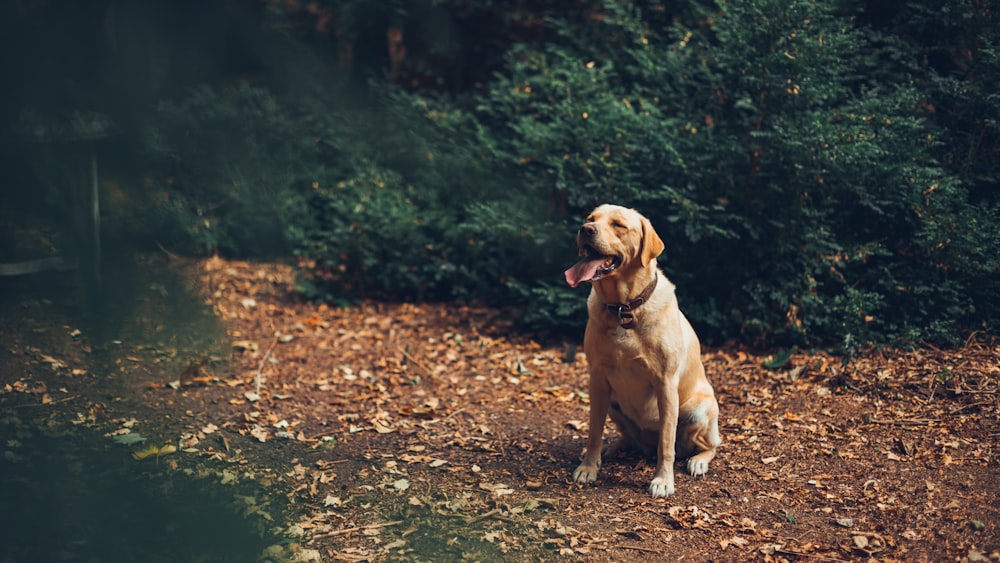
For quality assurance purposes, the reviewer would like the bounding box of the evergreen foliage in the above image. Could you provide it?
[453,0,999,345]
[141,83,322,256]
[130,0,997,346]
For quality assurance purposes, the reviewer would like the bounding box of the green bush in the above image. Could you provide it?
[287,87,574,311]
[135,0,998,347]
[141,83,325,256]
[459,0,999,346]
[291,162,451,298]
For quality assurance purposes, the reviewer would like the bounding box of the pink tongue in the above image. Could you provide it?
[564,258,608,288]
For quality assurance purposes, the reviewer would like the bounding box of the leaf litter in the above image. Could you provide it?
[1,255,998,561]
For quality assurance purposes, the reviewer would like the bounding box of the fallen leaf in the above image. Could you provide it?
[762,348,793,370]
[178,362,206,385]
[373,422,396,434]
[132,443,177,461]
[897,438,917,456]
[233,340,259,352]
[479,482,514,496]
[111,432,147,445]
[968,548,990,562]
[720,536,749,550]
[760,544,782,556]
[250,425,269,442]
[667,505,713,529]
[39,354,65,369]
[384,539,406,550]
[220,469,238,485]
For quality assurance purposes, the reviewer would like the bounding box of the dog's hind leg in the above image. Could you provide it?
[678,396,721,476]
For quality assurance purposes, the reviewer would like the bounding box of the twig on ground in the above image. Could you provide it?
[465,507,517,524]
[925,375,939,403]
[12,395,79,408]
[618,544,662,554]
[309,520,404,541]
[869,418,940,425]
[774,548,849,562]
[950,401,993,414]
[255,334,279,395]
[399,346,434,379]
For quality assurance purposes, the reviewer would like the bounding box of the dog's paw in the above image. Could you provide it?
[573,464,599,484]
[649,476,675,497]
[687,457,710,477]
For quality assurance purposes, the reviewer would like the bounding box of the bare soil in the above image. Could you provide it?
[1,255,998,562]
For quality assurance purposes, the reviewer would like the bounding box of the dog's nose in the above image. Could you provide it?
[579,224,597,238]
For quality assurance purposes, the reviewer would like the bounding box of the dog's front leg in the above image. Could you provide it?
[573,373,610,484]
[649,379,679,497]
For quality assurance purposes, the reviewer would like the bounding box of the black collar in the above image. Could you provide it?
[603,273,658,329]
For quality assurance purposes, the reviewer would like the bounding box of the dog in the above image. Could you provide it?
[564,204,721,497]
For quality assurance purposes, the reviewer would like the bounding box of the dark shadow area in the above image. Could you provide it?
[0,243,262,563]
[0,246,228,369]
[0,429,273,563]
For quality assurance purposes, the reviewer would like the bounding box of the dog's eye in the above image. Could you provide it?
[611,221,627,230]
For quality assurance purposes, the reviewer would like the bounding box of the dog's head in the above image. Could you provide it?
[564,204,664,288]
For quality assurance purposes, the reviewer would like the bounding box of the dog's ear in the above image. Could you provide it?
[639,216,665,267]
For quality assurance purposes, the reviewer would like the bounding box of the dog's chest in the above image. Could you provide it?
[602,335,662,428]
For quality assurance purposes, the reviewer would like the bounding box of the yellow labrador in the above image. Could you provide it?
[565,204,721,497]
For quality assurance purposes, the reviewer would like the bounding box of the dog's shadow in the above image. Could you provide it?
[556,438,714,493]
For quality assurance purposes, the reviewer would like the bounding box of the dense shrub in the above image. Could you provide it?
[287,87,573,312]
[460,0,999,346]
[137,0,998,347]
[140,83,325,256]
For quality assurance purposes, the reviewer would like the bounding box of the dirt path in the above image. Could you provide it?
[2,256,998,562]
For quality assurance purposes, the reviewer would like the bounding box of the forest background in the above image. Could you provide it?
[1,0,997,349]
